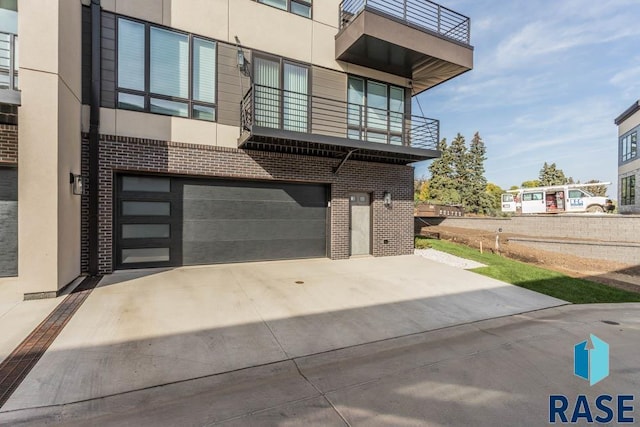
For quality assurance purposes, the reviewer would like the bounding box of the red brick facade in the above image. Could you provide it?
[0,124,18,164]
[82,134,414,274]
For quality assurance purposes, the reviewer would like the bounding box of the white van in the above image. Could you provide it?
[501,183,611,214]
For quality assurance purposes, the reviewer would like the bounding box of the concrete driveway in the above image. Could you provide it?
[0,255,565,412]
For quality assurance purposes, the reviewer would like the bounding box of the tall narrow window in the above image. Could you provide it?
[283,63,308,132]
[254,57,281,129]
[621,175,636,205]
[192,38,216,121]
[118,20,145,91]
[347,77,364,140]
[150,27,188,98]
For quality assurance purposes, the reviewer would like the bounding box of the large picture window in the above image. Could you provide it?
[257,0,312,18]
[620,130,637,162]
[621,175,636,205]
[347,77,406,145]
[116,18,217,121]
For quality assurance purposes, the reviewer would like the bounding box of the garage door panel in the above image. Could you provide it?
[182,199,327,220]
[116,175,328,268]
[183,183,326,206]
[183,239,327,265]
[183,219,327,241]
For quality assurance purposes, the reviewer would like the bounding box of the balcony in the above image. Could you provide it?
[336,0,473,94]
[0,31,19,105]
[239,84,440,165]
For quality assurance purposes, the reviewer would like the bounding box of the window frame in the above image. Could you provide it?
[621,175,636,206]
[115,16,218,122]
[252,52,312,132]
[256,0,313,19]
[620,130,638,163]
[347,75,408,145]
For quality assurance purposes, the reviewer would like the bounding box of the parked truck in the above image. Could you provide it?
[501,182,612,214]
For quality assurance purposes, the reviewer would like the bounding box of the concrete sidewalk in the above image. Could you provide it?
[2,304,638,426]
[0,255,565,414]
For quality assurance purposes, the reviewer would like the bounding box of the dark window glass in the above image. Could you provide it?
[122,224,170,239]
[150,98,188,117]
[122,201,171,216]
[122,176,170,192]
[118,93,145,111]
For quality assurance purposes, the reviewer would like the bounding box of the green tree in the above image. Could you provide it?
[584,180,608,197]
[485,182,504,213]
[429,138,460,204]
[539,162,568,186]
[414,179,431,202]
[521,180,541,188]
[463,132,489,214]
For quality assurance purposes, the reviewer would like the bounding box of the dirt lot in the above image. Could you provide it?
[421,225,640,293]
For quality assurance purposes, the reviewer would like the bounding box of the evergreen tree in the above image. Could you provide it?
[464,132,489,213]
[428,138,460,204]
[539,162,568,186]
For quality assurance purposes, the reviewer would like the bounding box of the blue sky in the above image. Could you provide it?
[411,0,640,198]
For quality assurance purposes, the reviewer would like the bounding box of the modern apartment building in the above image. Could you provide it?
[615,100,639,214]
[0,0,473,298]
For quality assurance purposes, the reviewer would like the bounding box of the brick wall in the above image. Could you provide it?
[82,134,414,273]
[0,124,18,164]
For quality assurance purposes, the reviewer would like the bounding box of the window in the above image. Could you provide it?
[568,190,586,198]
[253,55,309,132]
[348,77,406,145]
[116,18,217,121]
[257,0,312,18]
[620,130,637,162]
[621,175,636,205]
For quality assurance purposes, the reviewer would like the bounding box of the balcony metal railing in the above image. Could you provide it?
[0,31,17,91]
[241,84,439,150]
[340,0,471,45]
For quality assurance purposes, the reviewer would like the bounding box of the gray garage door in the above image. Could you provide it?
[0,166,17,277]
[115,175,328,269]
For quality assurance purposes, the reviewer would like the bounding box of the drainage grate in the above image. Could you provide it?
[0,275,102,409]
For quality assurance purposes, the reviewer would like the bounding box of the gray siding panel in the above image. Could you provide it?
[101,12,116,109]
[0,167,17,277]
[217,43,250,128]
[311,67,348,138]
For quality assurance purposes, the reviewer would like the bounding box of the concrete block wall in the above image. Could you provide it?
[507,238,640,265]
[82,134,414,273]
[436,216,640,244]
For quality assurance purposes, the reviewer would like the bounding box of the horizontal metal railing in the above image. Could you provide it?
[0,31,17,91]
[241,84,439,150]
[340,0,470,45]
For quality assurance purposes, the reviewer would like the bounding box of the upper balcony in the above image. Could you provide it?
[336,0,473,94]
[239,84,440,165]
[0,30,19,105]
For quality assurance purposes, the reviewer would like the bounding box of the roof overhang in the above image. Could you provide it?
[336,9,473,95]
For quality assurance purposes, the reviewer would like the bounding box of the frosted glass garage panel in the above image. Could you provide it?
[122,248,170,264]
[122,201,170,216]
[122,224,170,239]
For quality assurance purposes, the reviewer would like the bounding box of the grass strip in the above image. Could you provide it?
[417,237,640,304]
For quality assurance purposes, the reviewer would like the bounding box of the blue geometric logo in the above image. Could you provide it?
[574,334,609,386]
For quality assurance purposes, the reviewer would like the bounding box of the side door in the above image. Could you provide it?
[521,191,546,213]
[501,193,516,213]
[567,189,587,212]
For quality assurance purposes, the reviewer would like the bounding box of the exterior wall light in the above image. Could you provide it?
[383,191,392,206]
[70,173,85,196]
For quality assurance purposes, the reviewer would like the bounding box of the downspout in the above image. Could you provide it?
[88,0,101,276]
